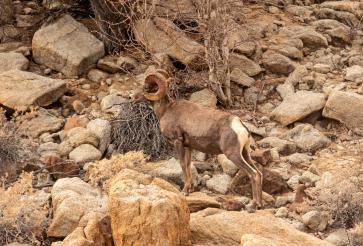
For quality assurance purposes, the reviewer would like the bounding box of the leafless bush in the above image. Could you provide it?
[0,173,51,245]
[111,101,173,159]
[0,111,39,183]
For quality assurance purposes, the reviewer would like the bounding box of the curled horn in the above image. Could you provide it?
[143,70,169,101]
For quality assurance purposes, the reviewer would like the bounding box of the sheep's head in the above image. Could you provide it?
[142,69,170,101]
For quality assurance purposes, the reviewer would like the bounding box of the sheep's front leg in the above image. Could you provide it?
[174,140,193,195]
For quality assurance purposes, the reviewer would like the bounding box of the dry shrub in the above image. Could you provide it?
[111,101,173,159]
[350,222,363,246]
[308,153,363,234]
[0,172,50,245]
[86,151,146,187]
[0,111,39,183]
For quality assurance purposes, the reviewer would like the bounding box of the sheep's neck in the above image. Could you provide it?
[153,97,170,119]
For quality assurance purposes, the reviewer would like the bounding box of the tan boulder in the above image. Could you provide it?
[186,192,220,213]
[32,15,105,76]
[48,177,107,238]
[190,208,333,246]
[133,17,205,70]
[0,70,66,111]
[107,169,191,246]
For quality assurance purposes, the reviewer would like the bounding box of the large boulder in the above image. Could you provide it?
[320,1,363,18]
[87,119,111,155]
[107,169,191,246]
[280,124,331,153]
[262,50,295,75]
[271,91,326,126]
[190,208,333,246]
[323,91,363,132]
[32,15,105,76]
[48,178,107,238]
[229,53,262,77]
[58,127,99,157]
[0,70,67,111]
[20,109,64,138]
[0,52,29,73]
[133,17,205,70]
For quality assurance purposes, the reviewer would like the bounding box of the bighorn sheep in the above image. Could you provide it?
[135,69,263,207]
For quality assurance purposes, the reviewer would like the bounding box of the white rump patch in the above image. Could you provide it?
[230,117,249,146]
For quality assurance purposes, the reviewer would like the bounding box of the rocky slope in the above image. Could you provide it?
[0,0,362,246]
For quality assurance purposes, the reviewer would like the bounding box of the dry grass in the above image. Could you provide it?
[85,151,147,188]
[0,172,50,245]
[0,110,39,183]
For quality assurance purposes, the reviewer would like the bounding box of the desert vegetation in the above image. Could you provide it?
[0,0,362,245]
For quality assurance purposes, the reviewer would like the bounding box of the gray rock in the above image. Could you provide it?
[281,26,328,49]
[87,69,109,83]
[32,15,105,76]
[275,196,290,208]
[87,119,111,155]
[323,91,363,132]
[345,65,363,83]
[189,89,217,108]
[229,53,262,76]
[299,171,320,184]
[38,142,59,158]
[0,52,29,73]
[286,153,313,165]
[302,210,329,231]
[324,229,350,246]
[257,137,296,155]
[144,158,198,188]
[133,17,205,70]
[217,154,238,176]
[100,94,126,112]
[313,64,331,74]
[286,65,309,86]
[287,175,300,190]
[20,110,64,138]
[280,124,331,153]
[58,127,99,156]
[117,56,138,71]
[0,70,66,111]
[206,174,231,194]
[230,68,255,87]
[271,90,326,126]
[276,82,294,99]
[69,144,102,164]
[275,207,289,218]
[262,50,295,75]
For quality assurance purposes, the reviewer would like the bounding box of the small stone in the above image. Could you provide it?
[0,52,29,73]
[275,196,290,208]
[72,100,85,114]
[287,175,300,190]
[325,229,350,246]
[345,65,363,83]
[230,68,255,87]
[257,137,296,155]
[262,50,295,75]
[313,64,331,74]
[250,149,272,166]
[69,144,102,165]
[275,207,289,218]
[302,210,329,231]
[87,119,111,155]
[285,153,313,166]
[206,174,231,194]
[217,154,238,176]
[299,171,320,184]
[81,84,91,90]
[87,69,109,83]
[100,94,126,112]
[276,82,294,99]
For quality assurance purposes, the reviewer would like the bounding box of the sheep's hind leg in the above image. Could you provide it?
[174,140,193,195]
